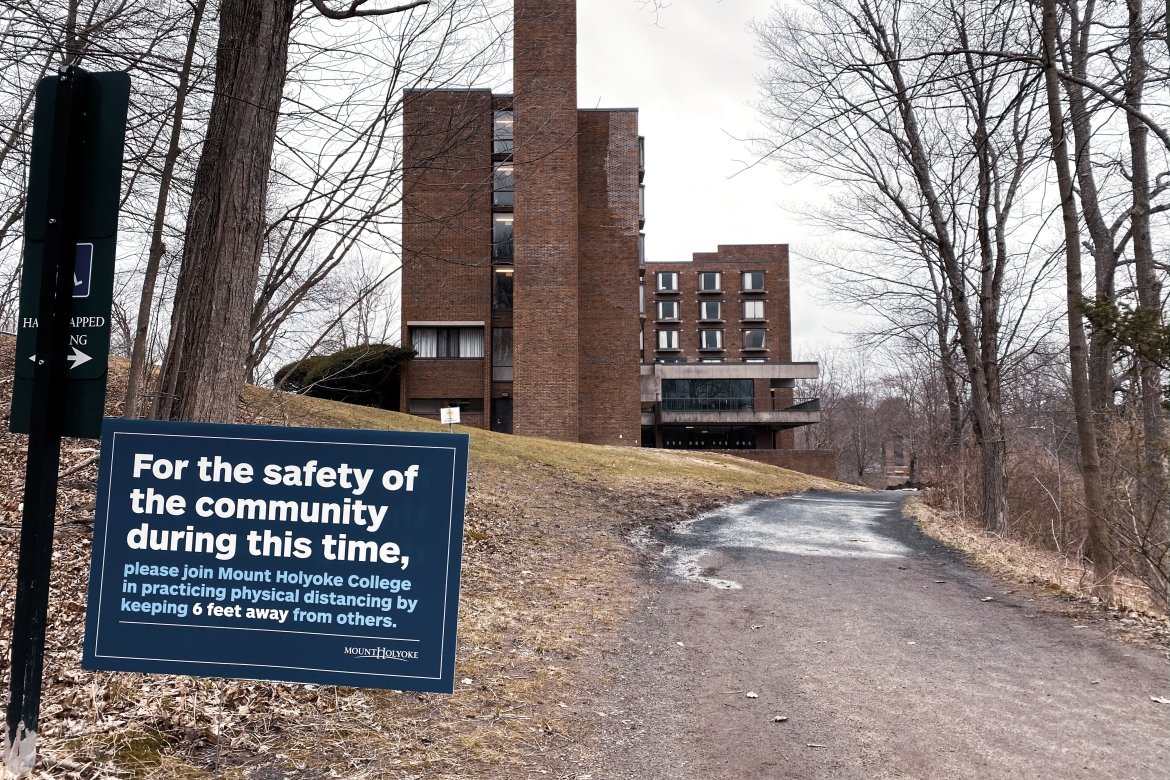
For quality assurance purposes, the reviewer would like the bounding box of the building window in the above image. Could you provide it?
[493,267,513,310]
[698,271,721,292]
[743,300,764,320]
[411,326,484,358]
[492,214,513,259]
[493,110,513,154]
[492,327,513,381]
[639,233,646,262]
[493,163,514,207]
[699,301,721,321]
[656,300,679,321]
[662,379,754,411]
[656,271,678,292]
[743,271,765,291]
[699,329,723,350]
[742,329,766,350]
[656,329,680,351]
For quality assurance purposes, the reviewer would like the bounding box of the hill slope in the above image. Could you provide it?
[0,335,839,779]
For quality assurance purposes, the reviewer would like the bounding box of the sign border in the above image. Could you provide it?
[83,419,469,691]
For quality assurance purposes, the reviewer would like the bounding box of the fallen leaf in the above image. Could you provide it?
[980,597,995,602]
[772,715,789,722]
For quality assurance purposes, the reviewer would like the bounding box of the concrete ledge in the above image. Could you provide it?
[709,449,837,480]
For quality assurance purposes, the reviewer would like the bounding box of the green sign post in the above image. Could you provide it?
[10,69,128,440]
[4,66,128,777]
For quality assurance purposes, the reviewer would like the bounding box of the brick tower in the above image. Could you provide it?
[512,0,580,441]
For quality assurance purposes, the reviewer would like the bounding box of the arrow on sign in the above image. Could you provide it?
[27,347,93,369]
[68,347,92,368]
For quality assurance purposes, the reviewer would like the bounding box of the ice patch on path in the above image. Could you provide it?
[656,493,911,588]
[663,545,743,590]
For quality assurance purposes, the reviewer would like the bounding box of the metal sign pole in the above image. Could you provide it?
[4,66,88,776]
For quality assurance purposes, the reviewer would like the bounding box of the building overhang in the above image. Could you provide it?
[640,361,819,381]
[640,410,821,427]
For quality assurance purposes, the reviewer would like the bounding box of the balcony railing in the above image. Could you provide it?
[661,397,755,412]
[780,396,821,412]
[656,396,821,413]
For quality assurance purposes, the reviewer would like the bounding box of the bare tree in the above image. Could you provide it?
[0,0,213,332]
[122,0,210,417]
[1041,0,1117,600]
[756,0,1054,533]
[151,0,445,422]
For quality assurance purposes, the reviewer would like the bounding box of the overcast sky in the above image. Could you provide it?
[576,0,845,351]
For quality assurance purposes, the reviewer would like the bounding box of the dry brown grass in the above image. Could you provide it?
[0,336,835,779]
[905,496,1169,647]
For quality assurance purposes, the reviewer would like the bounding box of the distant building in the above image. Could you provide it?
[399,0,824,471]
[641,245,820,451]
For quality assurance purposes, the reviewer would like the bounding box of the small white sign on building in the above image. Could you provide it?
[440,406,461,425]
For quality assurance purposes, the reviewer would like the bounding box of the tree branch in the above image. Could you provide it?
[308,0,428,20]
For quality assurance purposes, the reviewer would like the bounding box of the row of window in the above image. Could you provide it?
[410,327,515,381]
[655,329,767,351]
[655,270,764,293]
[412,327,484,358]
[656,300,765,321]
[413,323,766,366]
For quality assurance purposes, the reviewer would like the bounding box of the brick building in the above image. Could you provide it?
[640,245,820,451]
[399,0,822,461]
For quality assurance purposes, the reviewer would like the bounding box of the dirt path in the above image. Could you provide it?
[569,491,1170,780]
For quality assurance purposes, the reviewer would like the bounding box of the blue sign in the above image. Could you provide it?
[83,419,469,692]
[73,242,93,298]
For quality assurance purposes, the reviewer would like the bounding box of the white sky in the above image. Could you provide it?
[577,0,847,351]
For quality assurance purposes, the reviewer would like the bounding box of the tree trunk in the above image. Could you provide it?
[1062,5,1119,412]
[1041,0,1116,602]
[125,0,206,418]
[1123,0,1168,526]
[877,40,1008,534]
[154,0,293,422]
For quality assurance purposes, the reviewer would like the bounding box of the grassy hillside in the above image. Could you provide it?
[0,335,839,778]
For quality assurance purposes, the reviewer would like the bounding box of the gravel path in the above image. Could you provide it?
[577,491,1170,780]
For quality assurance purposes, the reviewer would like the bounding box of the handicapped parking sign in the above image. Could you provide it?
[73,242,92,298]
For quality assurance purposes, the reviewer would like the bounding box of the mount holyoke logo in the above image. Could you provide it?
[343,646,420,662]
